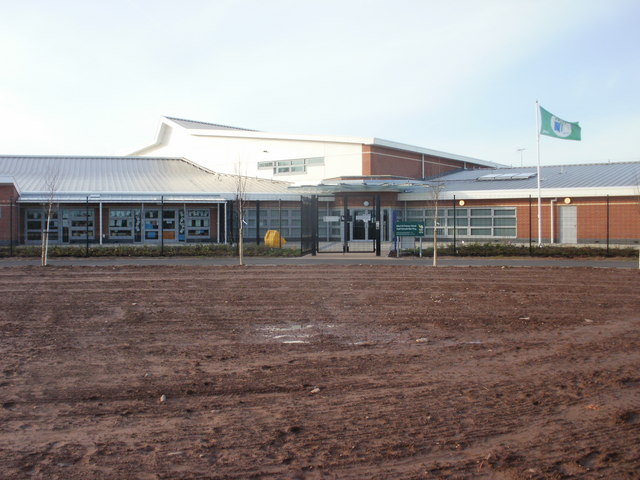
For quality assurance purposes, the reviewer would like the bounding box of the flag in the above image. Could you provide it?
[539,106,581,141]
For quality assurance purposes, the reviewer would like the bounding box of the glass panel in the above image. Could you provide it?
[471,228,492,235]
[494,209,516,216]
[71,220,93,227]
[111,210,131,217]
[188,209,209,217]
[494,217,516,226]
[494,228,516,236]
[471,208,491,216]
[189,219,209,227]
[448,208,467,216]
[470,218,492,226]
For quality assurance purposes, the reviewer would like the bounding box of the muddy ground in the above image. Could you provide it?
[0,265,638,479]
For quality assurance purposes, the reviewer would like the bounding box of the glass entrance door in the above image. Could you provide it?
[352,209,375,240]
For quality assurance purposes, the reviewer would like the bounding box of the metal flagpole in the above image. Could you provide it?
[536,100,542,247]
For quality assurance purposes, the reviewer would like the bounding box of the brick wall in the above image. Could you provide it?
[362,145,469,179]
[0,184,19,245]
[409,196,640,244]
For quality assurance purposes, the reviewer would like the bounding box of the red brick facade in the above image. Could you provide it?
[362,145,475,179]
[406,196,640,244]
[0,183,19,246]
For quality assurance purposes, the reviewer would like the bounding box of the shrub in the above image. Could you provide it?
[0,243,301,258]
[392,243,639,258]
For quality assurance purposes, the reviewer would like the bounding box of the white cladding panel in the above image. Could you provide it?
[137,132,363,182]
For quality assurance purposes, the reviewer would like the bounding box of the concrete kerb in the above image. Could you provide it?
[0,255,637,268]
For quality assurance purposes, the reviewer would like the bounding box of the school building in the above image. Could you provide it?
[1,117,638,253]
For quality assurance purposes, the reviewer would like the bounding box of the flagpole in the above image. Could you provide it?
[536,100,542,247]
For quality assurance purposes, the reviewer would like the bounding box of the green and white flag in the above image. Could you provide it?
[539,106,581,140]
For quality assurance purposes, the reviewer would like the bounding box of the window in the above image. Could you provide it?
[25,208,59,243]
[244,208,301,239]
[399,207,517,238]
[187,209,210,239]
[109,209,139,241]
[257,157,324,175]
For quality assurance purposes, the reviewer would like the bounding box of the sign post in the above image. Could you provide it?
[394,222,424,257]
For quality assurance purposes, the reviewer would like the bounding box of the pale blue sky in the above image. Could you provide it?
[1,0,638,166]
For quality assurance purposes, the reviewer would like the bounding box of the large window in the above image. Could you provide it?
[186,209,210,240]
[25,208,95,244]
[400,207,517,238]
[109,209,140,241]
[245,208,301,239]
[25,209,57,242]
[65,209,95,242]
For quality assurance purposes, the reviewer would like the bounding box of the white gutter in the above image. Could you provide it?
[397,185,640,201]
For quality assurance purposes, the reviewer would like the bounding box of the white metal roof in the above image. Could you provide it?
[0,155,299,203]
[398,162,640,200]
[165,116,258,132]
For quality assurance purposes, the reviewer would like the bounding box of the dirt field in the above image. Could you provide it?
[0,265,638,479]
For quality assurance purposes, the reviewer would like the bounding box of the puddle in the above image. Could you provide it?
[259,324,322,344]
[264,325,312,332]
[272,334,310,339]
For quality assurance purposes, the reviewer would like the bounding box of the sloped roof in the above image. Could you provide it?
[0,156,297,202]
[398,162,640,200]
[165,117,258,132]
[440,162,640,189]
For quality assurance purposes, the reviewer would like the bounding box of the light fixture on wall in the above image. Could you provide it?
[363,201,369,207]
[458,200,465,206]
[564,197,572,204]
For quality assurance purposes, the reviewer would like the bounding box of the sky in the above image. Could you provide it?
[1,0,639,167]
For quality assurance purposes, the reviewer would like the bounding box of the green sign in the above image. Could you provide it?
[395,221,424,236]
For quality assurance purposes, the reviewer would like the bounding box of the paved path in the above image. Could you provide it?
[0,254,637,268]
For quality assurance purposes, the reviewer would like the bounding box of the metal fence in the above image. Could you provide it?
[2,195,638,256]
